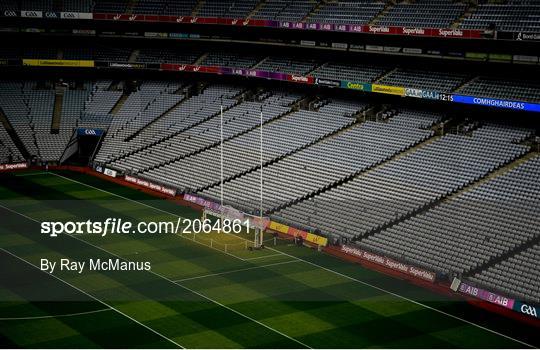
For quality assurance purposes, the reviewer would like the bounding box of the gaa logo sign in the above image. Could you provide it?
[4,10,17,17]
[84,129,97,136]
[520,304,538,318]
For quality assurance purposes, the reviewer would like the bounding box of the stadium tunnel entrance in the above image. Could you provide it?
[60,128,105,166]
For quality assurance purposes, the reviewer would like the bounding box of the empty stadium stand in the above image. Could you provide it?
[3,47,538,104]
[0,76,539,309]
[3,0,540,33]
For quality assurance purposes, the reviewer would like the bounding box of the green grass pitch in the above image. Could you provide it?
[0,170,537,348]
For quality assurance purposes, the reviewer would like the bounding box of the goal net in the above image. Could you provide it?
[202,205,271,248]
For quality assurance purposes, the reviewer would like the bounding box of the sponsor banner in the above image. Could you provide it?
[224,67,264,78]
[400,27,428,36]
[364,25,393,35]
[515,32,540,41]
[332,42,348,50]
[144,31,167,37]
[160,63,217,74]
[405,88,453,101]
[268,221,289,234]
[403,47,423,54]
[77,128,104,137]
[267,221,328,246]
[450,277,461,292]
[23,59,94,67]
[383,46,401,53]
[513,301,539,319]
[466,52,488,60]
[73,29,96,35]
[452,95,540,112]
[103,168,117,178]
[288,227,307,239]
[513,55,538,63]
[63,12,93,20]
[79,12,93,19]
[44,11,60,19]
[108,62,147,69]
[488,53,512,62]
[287,75,315,84]
[333,24,353,32]
[458,282,515,309]
[349,44,364,52]
[61,11,78,19]
[341,245,436,282]
[2,10,18,17]
[21,10,42,18]
[304,22,334,31]
[169,32,189,39]
[305,232,328,246]
[126,175,176,196]
[95,166,103,173]
[341,81,371,91]
[300,40,316,47]
[365,45,384,52]
[184,193,221,212]
[433,28,482,39]
[183,194,269,229]
[280,21,306,30]
[0,163,28,171]
[447,51,465,58]
[372,84,405,96]
[87,13,484,39]
[23,28,44,33]
[435,28,466,38]
[222,68,285,81]
[316,78,340,88]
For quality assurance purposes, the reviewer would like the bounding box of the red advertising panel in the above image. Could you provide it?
[0,163,28,171]
[287,75,315,84]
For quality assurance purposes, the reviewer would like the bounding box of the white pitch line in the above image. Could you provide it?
[243,253,286,261]
[262,246,535,348]
[67,234,312,349]
[0,246,184,349]
[173,233,247,262]
[0,308,111,321]
[174,259,300,283]
[0,200,311,349]
[41,172,537,348]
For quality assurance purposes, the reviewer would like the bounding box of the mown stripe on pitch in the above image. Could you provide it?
[0,212,306,346]
[3,172,536,348]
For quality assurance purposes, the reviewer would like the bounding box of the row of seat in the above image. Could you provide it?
[1,0,539,33]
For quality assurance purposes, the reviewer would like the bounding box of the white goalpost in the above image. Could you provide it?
[215,99,267,249]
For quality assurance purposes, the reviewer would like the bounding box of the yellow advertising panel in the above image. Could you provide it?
[22,59,95,67]
[371,84,405,96]
[268,221,290,234]
[306,233,328,246]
